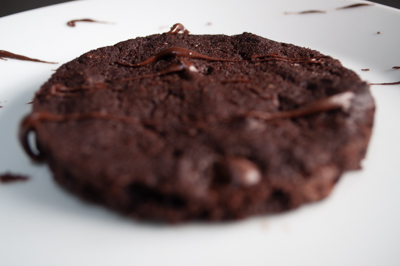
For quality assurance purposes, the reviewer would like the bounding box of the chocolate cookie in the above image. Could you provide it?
[20,24,375,222]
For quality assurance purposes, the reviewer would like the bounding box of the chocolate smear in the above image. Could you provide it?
[284,10,326,15]
[335,3,373,10]
[0,173,29,184]
[370,81,400,85]
[0,50,57,64]
[67,19,113,27]
[361,69,370,71]
[393,66,400,69]
[285,3,373,15]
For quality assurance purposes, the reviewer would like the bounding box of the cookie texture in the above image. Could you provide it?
[20,27,375,222]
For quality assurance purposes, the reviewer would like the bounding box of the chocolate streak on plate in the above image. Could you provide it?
[20,92,354,162]
[370,81,400,85]
[335,3,373,10]
[285,3,373,15]
[393,66,400,69]
[67,19,113,27]
[0,173,29,184]
[361,69,370,71]
[284,10,326,15]
[0,50,57,64]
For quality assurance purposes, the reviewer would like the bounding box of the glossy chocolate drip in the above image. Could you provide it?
[0,173,29,183]
[0,50,57,64]
[19,111,139,162]
[117,59,198,82]
[245,91,355,121]
[67,19,112,27]
[336,3,373,10]
[167,23,189,34]
[369,81,400,85]
[251,53,328,65]
[116,47,244,67]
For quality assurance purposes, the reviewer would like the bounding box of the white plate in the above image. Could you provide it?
[1,0,400,265]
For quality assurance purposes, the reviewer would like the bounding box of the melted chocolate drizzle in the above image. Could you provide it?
[67,19,112,27]
[250,53,329,64]
[116,47,244,67]
[0,173,29,183]
[20,112,140,162]
[20,92,355,162]
[285,3,373,15]
[116,60,198,82]
[245,92,355,121]
[167,23,190,34]
[393,66,400,69]
[48,84,107,98]
[0,50,57,64]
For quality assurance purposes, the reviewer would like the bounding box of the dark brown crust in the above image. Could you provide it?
[21,32,375,222]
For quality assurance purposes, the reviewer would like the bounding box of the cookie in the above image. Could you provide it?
[20,24,375,222]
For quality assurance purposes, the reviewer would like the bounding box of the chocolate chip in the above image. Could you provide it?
[214,157,261,187]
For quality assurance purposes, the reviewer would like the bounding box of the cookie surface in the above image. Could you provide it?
[20,26,375,222]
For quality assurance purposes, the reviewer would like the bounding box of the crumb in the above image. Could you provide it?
[377,31,381,34]
[0,173,29,183]
[206,22,212,26]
